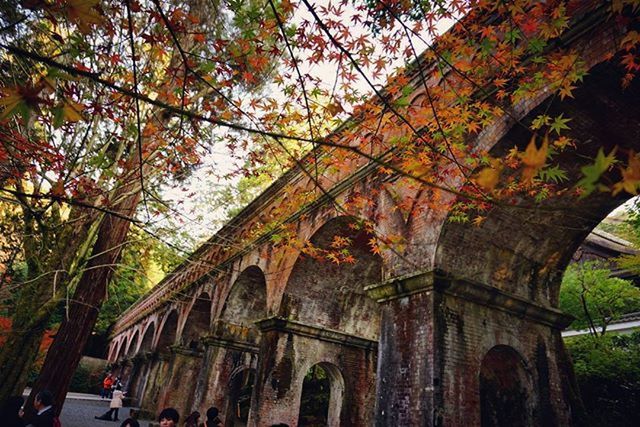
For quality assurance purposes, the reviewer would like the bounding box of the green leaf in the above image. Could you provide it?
[52,106,65,128]
[577,148,617,196]
[528,38,546,54]
[539,165,568,183]
[550,114,571,135]
[505,28,521,44]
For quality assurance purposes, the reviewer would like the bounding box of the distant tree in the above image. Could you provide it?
[94,226,179,336]
[560,262,640,337]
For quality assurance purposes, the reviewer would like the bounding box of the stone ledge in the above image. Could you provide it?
[364,270,435,302]
[434,275,574,329]
[366,269,573,328]
[170,345,204,358]
[202,335,259,354]
[255,317,378,350]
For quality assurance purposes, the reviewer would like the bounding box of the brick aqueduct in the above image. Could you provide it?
[108,7,640,427]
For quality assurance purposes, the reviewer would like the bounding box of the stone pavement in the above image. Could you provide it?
[23,389,154,427]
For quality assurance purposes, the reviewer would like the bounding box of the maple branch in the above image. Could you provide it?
[392,2,533,136]
[0,45,608,221]
[268,0,319,184]
[0,44,317,144]
[300,0,461,167]
[398,11,475,181]
[0,187,143,226]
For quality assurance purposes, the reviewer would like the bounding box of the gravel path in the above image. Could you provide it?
[59,399,154,427]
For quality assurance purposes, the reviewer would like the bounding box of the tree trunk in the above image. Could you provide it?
[0,315,47,402]
[0,207,97,403]
[27,177,141,416]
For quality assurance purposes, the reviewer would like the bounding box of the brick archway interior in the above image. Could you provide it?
[280,216,382,340]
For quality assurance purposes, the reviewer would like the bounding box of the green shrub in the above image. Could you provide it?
[566,332,640,427]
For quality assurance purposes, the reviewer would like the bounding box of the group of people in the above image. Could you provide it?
[1,390,59,427]
[100,373,123,400]
[157,407,221,427]
[1,388,291,427]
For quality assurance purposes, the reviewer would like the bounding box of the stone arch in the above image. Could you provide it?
[108,342,118,362]
[298,362,345,427]
[220,265,267,332]
[434,61,640,305]
[279,215,383,339]
[157,309,179,351]
[116,336,128,361]
[226,367,257,426]
[139,321,155,353]
[479,345,534,427]
[181,292,212,349]
[127,330,140,358]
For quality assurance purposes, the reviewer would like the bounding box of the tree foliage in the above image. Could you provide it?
[566,332,640,427]
[560,261,640,336]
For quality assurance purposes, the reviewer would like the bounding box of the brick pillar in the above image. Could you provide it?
[366,271,576,427]
[159,346,204,419]
[192,323,260,423]
[119,359,134,391]
[366,271,438,426]
[126,355,145,405]
[139,352,171,419]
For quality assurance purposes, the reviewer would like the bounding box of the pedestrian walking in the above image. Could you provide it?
[95,385,125,421]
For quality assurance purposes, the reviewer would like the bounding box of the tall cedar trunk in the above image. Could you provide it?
[27,180,141,416]
[0,206,95,403]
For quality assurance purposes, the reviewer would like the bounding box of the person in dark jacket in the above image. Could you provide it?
[204,407,221,427]
[21,390,55,427]
[119,418,140,427]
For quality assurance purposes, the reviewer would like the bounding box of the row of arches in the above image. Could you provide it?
[108,216,385,424]
[109,194,634,427]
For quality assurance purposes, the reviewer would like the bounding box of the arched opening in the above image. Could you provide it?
[220,266,267,329]
[116,338,128,361]
[298,363,345,427]
[431,61,640,425]
[157,309,179,352]
[281,216,382,339]
[182,292,212,350]
[139,322,155,353]
[480,346,533,427]
[127,331,140,358]
[227,368,256,426]
[435,61,640,307]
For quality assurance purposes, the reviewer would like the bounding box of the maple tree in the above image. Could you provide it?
[0,0,638,414]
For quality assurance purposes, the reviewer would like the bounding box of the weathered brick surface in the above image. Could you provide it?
[375,291,436,426]
[250,329,377,427]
